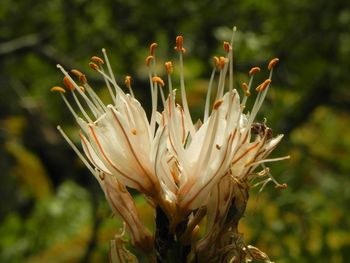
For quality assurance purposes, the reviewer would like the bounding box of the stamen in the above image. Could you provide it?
[213,56,220,69]
[152,76,166,106]
[149,43,158,56]
[91,56,105,65]
[152,76,165,87]
[71,69,88,84]
[203,62,217,122]
[57,126,99,180]
[228,27,237,92]
[165,61,173,75]
[241,82,250,97]
[102,48,118,101]
[218,56,228,70]
[268,58,279,71]
[145,55,154,67]
[165,61,173,94]
[246,155,290,167]
[125,75,135,98]
[252,178,272,192]
[256,79,272,92]
[52,87,79,120]
[89,62,99,70]
[223,41,231,53]
[63,76,75,90]
[249,66,261,76]
[57,64,101,118]
[215,57,229,100]
[50,86,66,93]
[71,90,93,123]
[241,67,259,106]
[82,82,107,112]
[175,35,195,137]
[174,35,186,53]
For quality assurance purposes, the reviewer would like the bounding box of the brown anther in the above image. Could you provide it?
[241,82,248,91]
[89,62,99,70]
[213,99,224,110]
[268,58,279,70]
[256,79,272,92]
[152,76,165,87]
[50,86,66,93]
[63,76,75,90]
[71,69,87,84]
[216,144,221,150]
[249,66,261,76]
[91,56,105,64]
[165,61,173,74]
[149,43,158,56]
[145,55,154,67]
[223,41,231,53]
[125,76,132,89]
[99,172,105,180]
[174,35,186,53]
[241,82,251,97]
[219,56,228,69]
[131,128,137,135]
[276,183,288,189]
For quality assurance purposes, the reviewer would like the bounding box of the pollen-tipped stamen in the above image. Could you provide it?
[57,126,100,183]
[203,60,218,122]
[175,35,195,138]
[57,65,102,118]
[125,75,135,98]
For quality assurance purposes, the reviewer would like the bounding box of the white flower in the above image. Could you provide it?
[51,29,289,259]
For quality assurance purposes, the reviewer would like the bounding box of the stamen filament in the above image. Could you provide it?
[102,48,118,99]
[178,51,195,137]
[71,90,93,123]
[204,68,216,122]
[57,64,102,117]
[57,126,98,180]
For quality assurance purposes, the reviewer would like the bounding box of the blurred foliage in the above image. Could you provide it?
[1,0,349,262]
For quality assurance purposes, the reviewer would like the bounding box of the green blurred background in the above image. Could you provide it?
[1,0,349,262]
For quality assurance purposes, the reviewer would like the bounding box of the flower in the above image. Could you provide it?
[51,27,289,262]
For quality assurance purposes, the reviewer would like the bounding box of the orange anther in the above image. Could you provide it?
[223,41,231,53]
[63,76,75,90]
[174,35,186,53]
[152,76,165,87]
[213,99,224,110]
[91,56,105,64]
[149,43,158,56]
[71,69,87,84]
[125,75,132,89]
[249,66,261,76]
[256,79,272,92]
[219,56,228,69]
[89,62,99,70]
[241,82,250,96]
[165,61,173,74]
[213,56,220,68]
[131,128,137,135]
[268,58,279,70]
[79,86,85,92]
[50,86,66,93]
[145,55,154,67]
[241,82,248,91]
[276,183,288,189]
